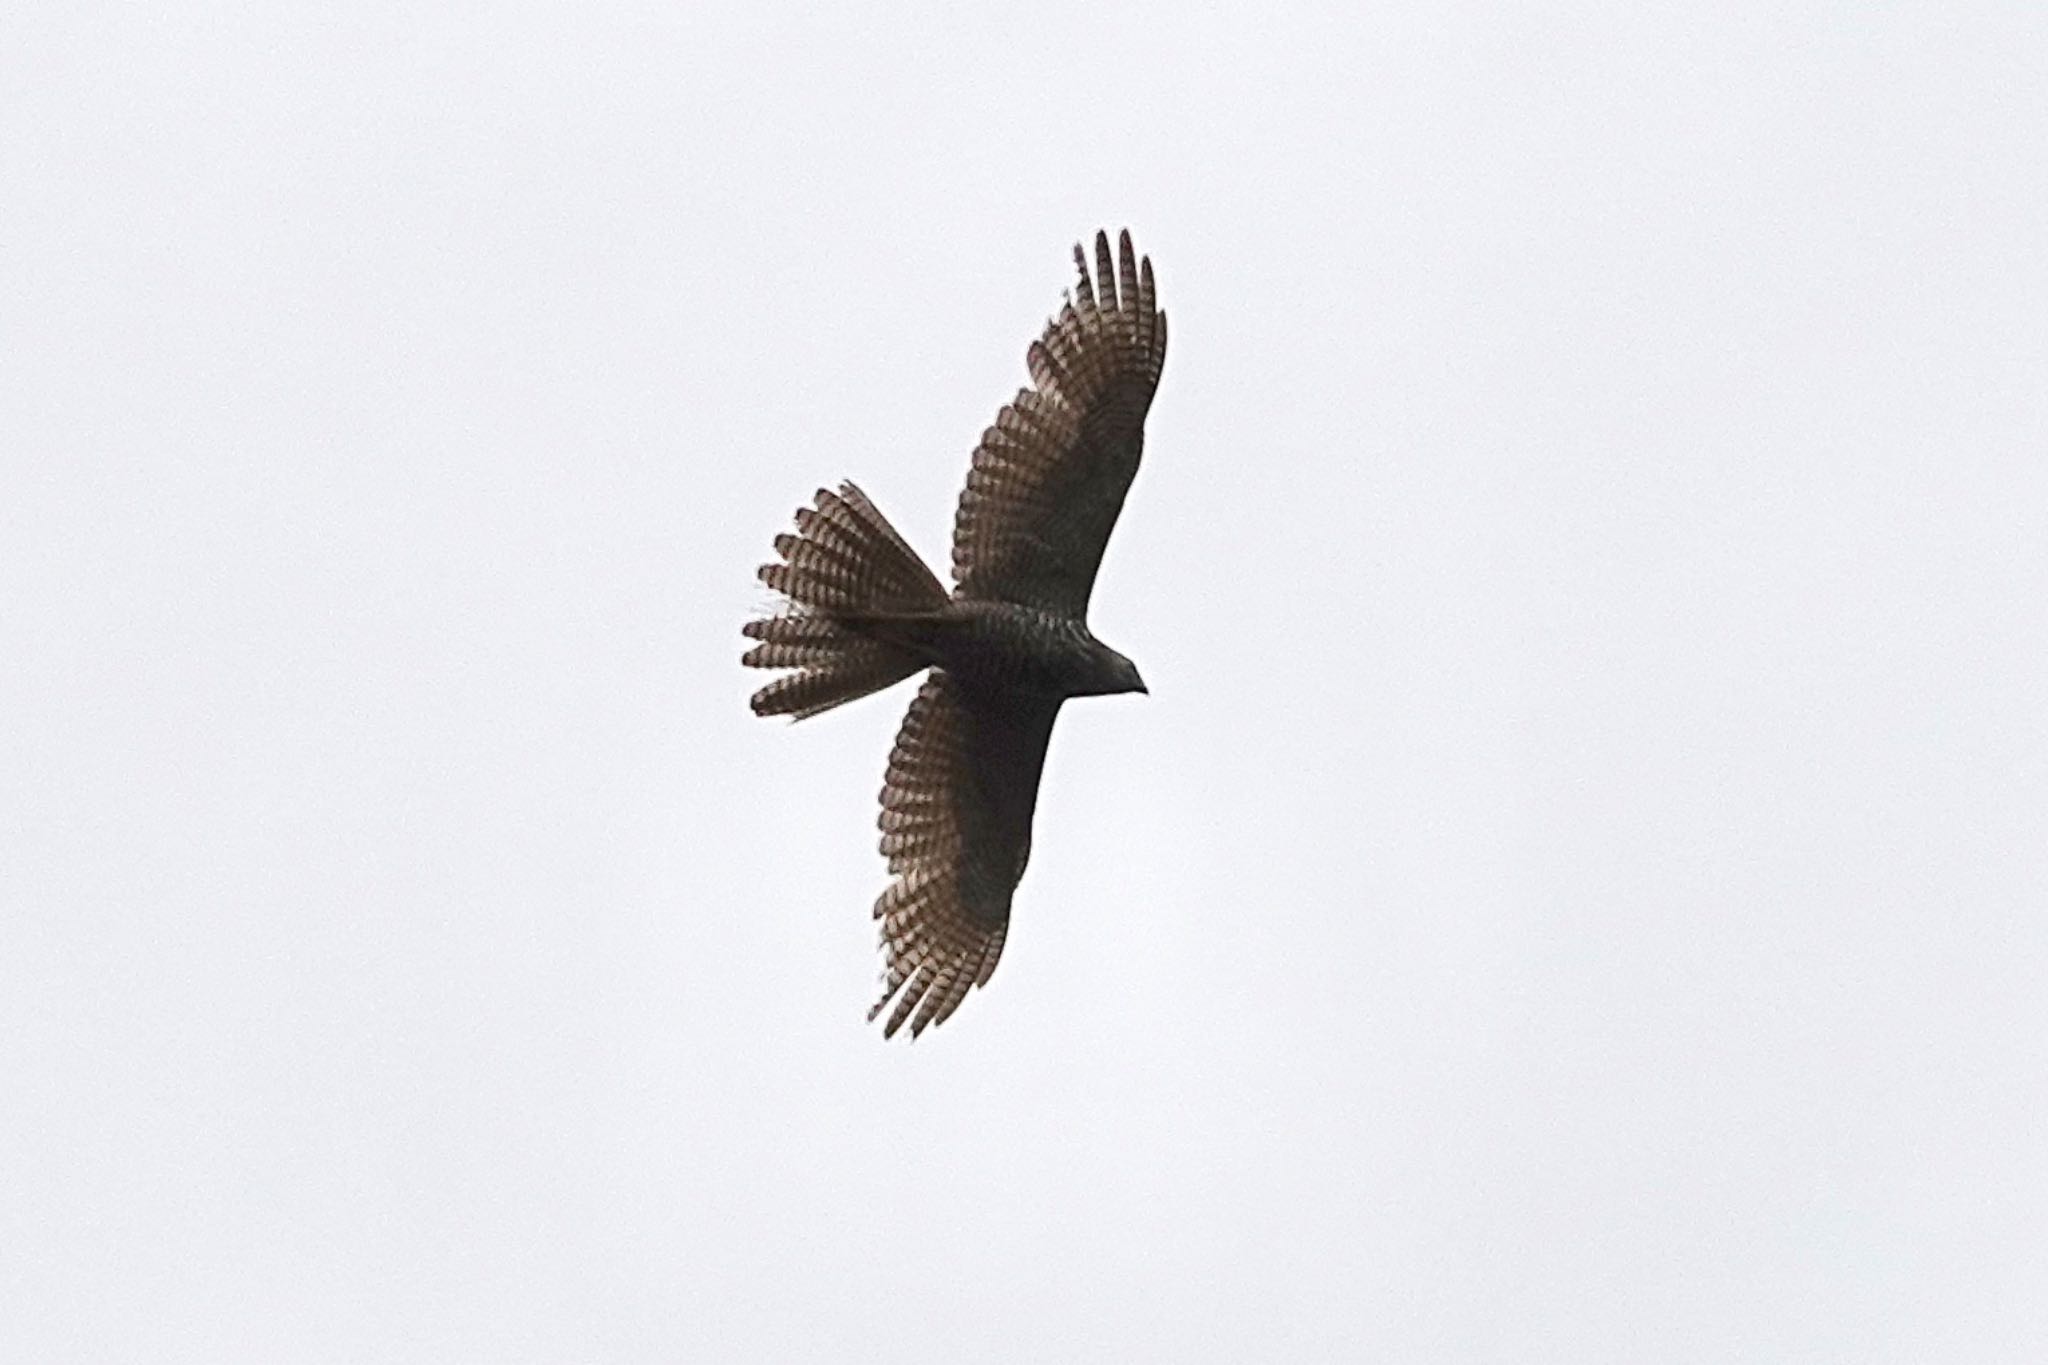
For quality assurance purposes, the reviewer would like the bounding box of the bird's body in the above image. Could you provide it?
[742,230,1167,1037]
[849,600,1140,698]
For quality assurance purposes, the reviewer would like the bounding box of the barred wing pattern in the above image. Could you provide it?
[951,230,1168,617]
[870,674,1062,1038]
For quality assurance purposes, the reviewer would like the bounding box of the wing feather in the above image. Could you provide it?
[950,229,1167,616]
[868,674,1061,1037]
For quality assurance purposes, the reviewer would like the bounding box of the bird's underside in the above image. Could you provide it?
[742,230,1167,1038]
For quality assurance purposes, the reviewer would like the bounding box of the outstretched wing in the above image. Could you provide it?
[951,229,1168,617]
[870,673,1063,1037]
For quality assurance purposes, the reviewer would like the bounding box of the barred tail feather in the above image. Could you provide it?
[744,482,948,720]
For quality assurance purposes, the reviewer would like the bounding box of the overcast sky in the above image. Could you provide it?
[5,3,2045,1360]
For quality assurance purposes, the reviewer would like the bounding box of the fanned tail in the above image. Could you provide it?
[743,483,949,720]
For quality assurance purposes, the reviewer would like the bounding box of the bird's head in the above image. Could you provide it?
[1091,646,1147,698]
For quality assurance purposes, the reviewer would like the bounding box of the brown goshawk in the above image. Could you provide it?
[743,230,1167,1038]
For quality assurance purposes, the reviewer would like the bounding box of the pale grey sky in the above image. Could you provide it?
[4,3,2045,1360]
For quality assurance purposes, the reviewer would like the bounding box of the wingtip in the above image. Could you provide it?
[1072,228,1152,314]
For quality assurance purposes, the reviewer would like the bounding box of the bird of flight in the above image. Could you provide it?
[742,230,1169,1038]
